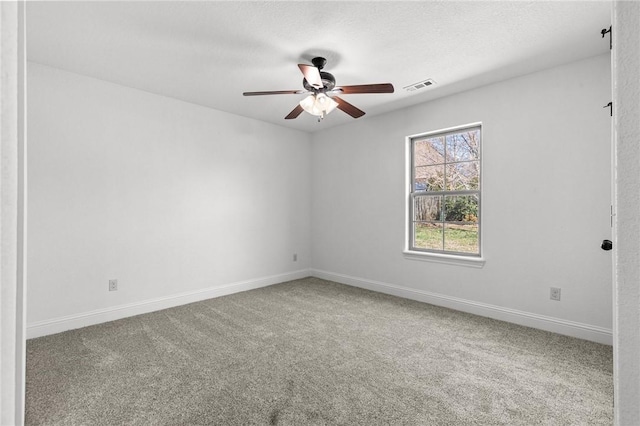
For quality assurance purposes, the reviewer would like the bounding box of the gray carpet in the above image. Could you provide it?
[26,277,613,425]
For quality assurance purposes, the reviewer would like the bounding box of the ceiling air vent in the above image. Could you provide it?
[403,79,436,92]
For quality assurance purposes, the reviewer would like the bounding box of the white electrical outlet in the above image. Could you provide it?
[109,279,118,291]
[293,253,297,262]
[550,287,561,301]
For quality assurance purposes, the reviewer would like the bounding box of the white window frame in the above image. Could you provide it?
[404,123,485,267]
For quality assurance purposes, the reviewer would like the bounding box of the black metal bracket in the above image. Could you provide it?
[604,102,612,117]
[601,26,612,50]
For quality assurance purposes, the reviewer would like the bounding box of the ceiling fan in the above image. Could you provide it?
[242,57,394,121]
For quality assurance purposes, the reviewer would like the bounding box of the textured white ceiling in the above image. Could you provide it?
[27,1,611,133]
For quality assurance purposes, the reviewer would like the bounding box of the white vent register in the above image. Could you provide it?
[403,79,436,92]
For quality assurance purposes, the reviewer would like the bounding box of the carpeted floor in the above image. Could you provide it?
[26,277,613,425]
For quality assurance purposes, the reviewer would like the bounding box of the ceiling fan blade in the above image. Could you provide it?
[298,64,323,89]
[333,96,365,118]
[285,104,304,120]
[243,90,307,96]
[333,83,395,94]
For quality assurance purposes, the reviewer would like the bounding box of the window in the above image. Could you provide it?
[407,124,481,257]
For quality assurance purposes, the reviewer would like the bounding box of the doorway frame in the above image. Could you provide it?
[0,1,27,425]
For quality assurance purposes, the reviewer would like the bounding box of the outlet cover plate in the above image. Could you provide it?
[109,279,118,291]
[550,287,561,301]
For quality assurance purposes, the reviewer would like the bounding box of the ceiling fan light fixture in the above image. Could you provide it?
[299,94,316,113]
[244,57,394,121]
[299,93,338,118]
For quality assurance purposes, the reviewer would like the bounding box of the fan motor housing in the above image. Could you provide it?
[303,71,336,92]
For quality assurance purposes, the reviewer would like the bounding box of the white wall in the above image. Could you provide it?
[311,54,613,342]
[27,55,614,344]
[27,63,311,335]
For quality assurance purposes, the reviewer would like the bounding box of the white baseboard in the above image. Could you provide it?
[310,269,613,345]
[28,268,613,345]
[27,269,311,339]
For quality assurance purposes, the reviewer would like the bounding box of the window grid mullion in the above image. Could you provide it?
[415,190,479,197]
[441,194,445,250]
[443,138,448,193]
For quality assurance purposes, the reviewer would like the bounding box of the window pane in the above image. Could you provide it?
[443,194,479,223]
[414,222,444,250]
[414,177,428,192]
[414,137,445,167]
[444,222,479,253]
[408,125,481,257]
[415,165,445,191]
[445,161,480,191]
[446,130,480,163]
[413,195,442,221]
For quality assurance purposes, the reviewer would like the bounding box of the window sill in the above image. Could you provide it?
[403,250,485,268]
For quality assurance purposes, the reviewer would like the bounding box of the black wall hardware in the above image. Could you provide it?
[601,26,612,50]
[604,102,613,116]
[601,239,613,251]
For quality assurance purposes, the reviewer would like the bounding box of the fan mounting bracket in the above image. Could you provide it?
[311,57,327,70]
